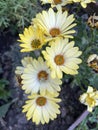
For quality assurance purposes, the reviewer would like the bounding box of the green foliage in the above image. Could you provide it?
[65,17,98,91]
[76,107,98,130]
[0,98,18,118]
[67,14,98,130]
[89,74,98,89]
[0,0,40,33]
[0,82,11,118]
[0,79,10,101]
[0,102,12,118]
[0,65,12,118]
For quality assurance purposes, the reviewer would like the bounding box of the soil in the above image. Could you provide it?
[0,31,86,130]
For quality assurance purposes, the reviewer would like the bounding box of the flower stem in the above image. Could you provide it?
[68,110,89,130]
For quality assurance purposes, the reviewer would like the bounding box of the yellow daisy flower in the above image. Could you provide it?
[42,38,82,79]
[79,86,98,112]
[18,25,46,52]
[40,0,73,7]
[87,54,98,72]
[87,14,98,28]
[15,57,33,85]
[72,0,80,2]
[80,0,95,8]
[21,57,62,94]
[15,57,33,75]
[22,92,61,124]
[87,54,98,64]
[32,7,76,42]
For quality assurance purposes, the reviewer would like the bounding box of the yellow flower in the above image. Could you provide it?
[15,57,33,86]
[87,54,98,72]
[72,0,80,2]
[22,92,61,124]
[72,0,95,8]
[42,38,82,79]
[40,0,73,7]
[80,0,95,8]
[18,25,46,52]
[88,14,98,28]
[79,86,98,112]
[21,57,62,94]
[32,7,76,42]
[15,57,33,75]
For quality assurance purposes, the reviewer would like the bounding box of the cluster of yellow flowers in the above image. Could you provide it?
[40,0,95,8]
[15,0,98,125]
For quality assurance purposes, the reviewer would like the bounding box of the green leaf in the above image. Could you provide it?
[0,102,12,118]
[0,79,9,87]
[89,74,98,89]
[0,87,10,101]
[0,79,10,101]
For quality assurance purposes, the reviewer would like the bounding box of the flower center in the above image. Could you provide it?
[31,39,41,49]
[86,96,95,107]
[36,96,47,106]
[54,0,62,4]
[49,28,60,37]
[38,70,48,81]
[54,54,64,65]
